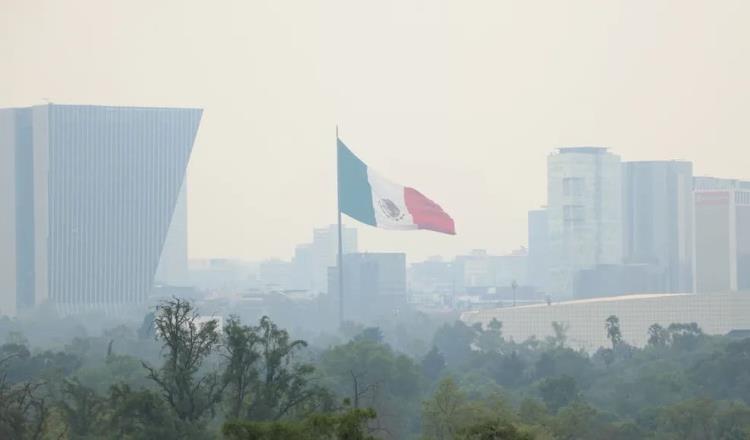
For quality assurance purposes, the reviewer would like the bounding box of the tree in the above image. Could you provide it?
[243,316,328,421]
[690,338,750,402]
[549,322,568,348]
[476,319,504,353]
[354,327,384,344]
[106,383,181,440]
[458,418,534,440]
[433,321,480,368]
[320,339,422,439]
[422,378,469,440]
[141,298,223,427]
[667,323,704,351]
[0,352,48,440]
[58,378,104,438]
[647,323,669,347]
[421,346,446,383]
[550,400,601,440]
[493,350,527,387]
[222,405,377,440]
[605,315,622,350]
[538,376,579,413]
[222,315,260,420]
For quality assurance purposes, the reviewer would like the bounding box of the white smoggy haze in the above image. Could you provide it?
[2,0,749,261]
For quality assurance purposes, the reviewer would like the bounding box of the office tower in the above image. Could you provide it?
[155,182,189,286]
[327,252,407,318]
[0,104,201,315]
[312,225,357,293]
[694,177,750,293]
[527,208,549,290]
[546,147,622,297]
[622,161,694,292]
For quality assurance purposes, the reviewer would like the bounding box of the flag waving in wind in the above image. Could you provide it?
[337,139,455,235]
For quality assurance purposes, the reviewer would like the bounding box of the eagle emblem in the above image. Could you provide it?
[378,198,404,221]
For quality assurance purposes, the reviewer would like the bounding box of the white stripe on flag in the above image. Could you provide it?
[366,168,418,230]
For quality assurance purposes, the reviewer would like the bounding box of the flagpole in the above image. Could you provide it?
[336,125,344,328]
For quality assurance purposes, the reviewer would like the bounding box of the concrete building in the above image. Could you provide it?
[259,259,293,290]
[328,252,406,319]
[462,292,750,351]
[546,147,623,297]
[290,225,357,294]
[694,177,750,293]
[622,161,694,293]
[409,256,454,295]
[291,244,314,290]
[0,104,201,316]
[527,208,549,290]
[455,249,528,291]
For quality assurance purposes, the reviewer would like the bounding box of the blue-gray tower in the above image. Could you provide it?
[0,104,201,315]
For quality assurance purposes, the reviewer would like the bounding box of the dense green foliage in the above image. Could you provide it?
[2,298,750,439]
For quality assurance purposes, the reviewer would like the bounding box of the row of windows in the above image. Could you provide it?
[46,106,200,306]
[737,191,750,206]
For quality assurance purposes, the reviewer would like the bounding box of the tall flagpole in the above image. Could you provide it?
[336,125,344,327]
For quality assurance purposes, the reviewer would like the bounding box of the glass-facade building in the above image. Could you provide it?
[622,161,694,293]
[0,104,201,316]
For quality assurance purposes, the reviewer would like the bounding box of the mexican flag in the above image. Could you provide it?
[337,139,455,235]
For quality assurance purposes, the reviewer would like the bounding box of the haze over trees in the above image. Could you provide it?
[1,299,750,439]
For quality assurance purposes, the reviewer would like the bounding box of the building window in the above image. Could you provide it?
[563,177,585,197]
[564,205,585,226]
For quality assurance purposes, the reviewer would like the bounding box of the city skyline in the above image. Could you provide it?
[3,1,750,261]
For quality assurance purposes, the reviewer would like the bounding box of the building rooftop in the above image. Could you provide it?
[463,292,693,316]
[557,147,608,154]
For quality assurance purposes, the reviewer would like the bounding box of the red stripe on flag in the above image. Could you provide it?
[404,187,455,235]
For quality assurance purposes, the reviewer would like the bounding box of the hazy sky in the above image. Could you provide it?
[2,0,749,261]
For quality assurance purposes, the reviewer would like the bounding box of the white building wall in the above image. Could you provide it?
[32,106,49,306]
[462,292,750,351]
[0,110,17,316]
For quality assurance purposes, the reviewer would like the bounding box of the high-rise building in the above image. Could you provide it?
[291,243,314,290]
[546,147,622,297]
[527,208,549,290]
[409,256,454,295]
[622,161,694,293]
[312,225,357,293]
[155,182,189,286]
[694,177,750,293]
[327,252,406,319]
[289,225,357,294]
[0,104,201,316]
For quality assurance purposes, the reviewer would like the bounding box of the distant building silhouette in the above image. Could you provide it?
[291,225,357,293]
[527,208,549,291]
[155,182,189,287]
[621,161,694,293]
[693,177,750,293]
[0,104,201,316]
[328,252,406,320]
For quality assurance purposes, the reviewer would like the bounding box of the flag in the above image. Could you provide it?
[337,139,455,235]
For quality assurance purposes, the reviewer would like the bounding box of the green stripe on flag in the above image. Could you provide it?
[337,140,376,226]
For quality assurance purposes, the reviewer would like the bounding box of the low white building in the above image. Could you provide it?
[461,292,750,351]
